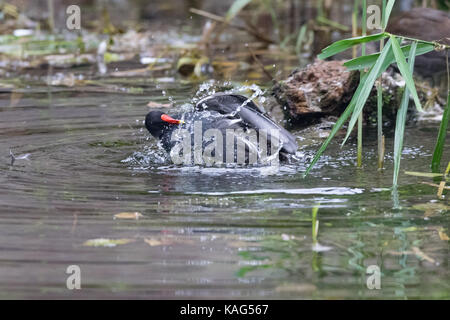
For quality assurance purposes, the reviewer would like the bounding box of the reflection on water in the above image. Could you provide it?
[0,76,448,299]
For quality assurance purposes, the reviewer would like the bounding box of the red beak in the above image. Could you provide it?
[161,114,184,125]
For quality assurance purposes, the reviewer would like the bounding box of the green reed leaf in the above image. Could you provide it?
[390,35,423,112]
[383,0,396,29]
[295,24,307,56]
[431,91,450,172]
[393,41,417,187]
[344,42,434,71]
[318,33,388,60]
[341,39,393,146]
[303,96,358,177]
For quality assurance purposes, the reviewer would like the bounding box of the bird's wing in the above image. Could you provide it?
[196,93,265,115]
[196,94,298,154]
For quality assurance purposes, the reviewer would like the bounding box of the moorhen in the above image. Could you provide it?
[145,94,298,164]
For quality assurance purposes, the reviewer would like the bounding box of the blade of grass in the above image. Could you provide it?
[357,0,365,168]
[361,0,367,56]
[304,68,372,176]
[357,0,368,168]
[393,41,417,187]
[390,35,423,112]
[357,111,363,167]
[351,0,358,59]
[295,24,307,56]
[225,0,252,22]
[344,42,434,71]
[377,83,384,169]
[280,33,296,49]
[303,94,358,177]
[306,41,394,175]
[431,50,449,173]
[318,33,388,60]
[341,39,393,146]
[405,171,443,178]
[431,91,450,172]
[312,205,319,244]
[383,0,395,30]
[317,0,324,18]
[445,161,450,177]
[378,0,387,170]
[316,16,350,32]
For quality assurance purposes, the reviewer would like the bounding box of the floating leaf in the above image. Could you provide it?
[405,171,443,178]
[83,238,134,247]
[113,212,143,220]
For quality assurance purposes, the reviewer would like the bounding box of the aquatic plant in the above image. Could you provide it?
[196,0,346,56]
[432,75,450,173]
[304,0,450,190]
[405,161,450,199]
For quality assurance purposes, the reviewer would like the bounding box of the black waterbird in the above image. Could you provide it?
[145,94,298,163]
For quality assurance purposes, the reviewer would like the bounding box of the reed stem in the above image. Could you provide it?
[377,0,386,170]
[357,0,367,168]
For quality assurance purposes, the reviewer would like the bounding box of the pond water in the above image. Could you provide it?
[0,71,448,299]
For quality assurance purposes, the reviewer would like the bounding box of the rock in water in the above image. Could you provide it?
[272,60,446,127]
[272,60,359,126]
